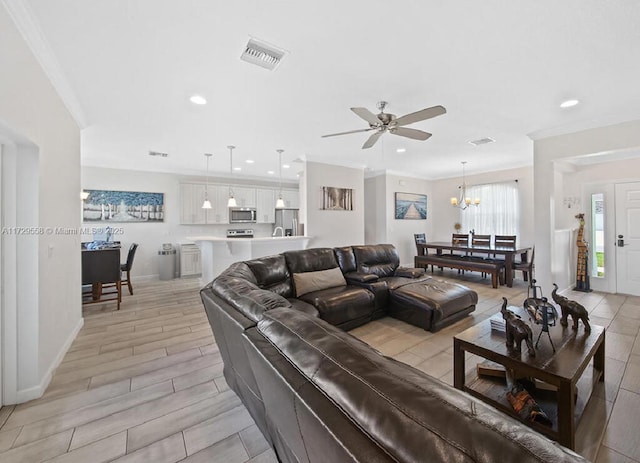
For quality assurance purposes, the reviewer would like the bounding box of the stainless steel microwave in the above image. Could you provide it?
[229,208,257,223]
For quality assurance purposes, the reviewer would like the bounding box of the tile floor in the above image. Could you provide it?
[0,270,638,462]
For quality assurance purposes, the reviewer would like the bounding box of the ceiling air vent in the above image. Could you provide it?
[148,150,169,157]
[240,38,286,71]
[468,137,495,146]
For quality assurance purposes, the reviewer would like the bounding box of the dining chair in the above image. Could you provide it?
[414,233,427,255]
[492,235,516,261]
[121,243,139,295]
[513,247,535,283]
[470,234,492,277]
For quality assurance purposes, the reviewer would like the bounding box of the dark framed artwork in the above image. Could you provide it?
[395,192,427,219]
[83,189,165,222]
[321,186,353,211]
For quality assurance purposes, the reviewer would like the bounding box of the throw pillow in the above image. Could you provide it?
[293,267,347,297]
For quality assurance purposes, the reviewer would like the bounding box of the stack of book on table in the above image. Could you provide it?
[489,313,505,333]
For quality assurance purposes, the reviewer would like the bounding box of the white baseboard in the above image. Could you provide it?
[14,317,84,404]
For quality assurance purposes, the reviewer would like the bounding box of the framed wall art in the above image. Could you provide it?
[395,192,427,219]
[321,186,353,211]
[83,189,165,222]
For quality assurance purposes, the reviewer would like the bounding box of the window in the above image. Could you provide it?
[591,193,605,277]
[460,181,519,237]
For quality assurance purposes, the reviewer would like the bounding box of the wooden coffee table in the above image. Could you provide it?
[453,309,605,450]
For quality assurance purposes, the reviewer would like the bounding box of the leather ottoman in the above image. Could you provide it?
[388,279,478,331]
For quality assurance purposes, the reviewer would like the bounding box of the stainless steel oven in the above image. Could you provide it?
[229,208,257,223]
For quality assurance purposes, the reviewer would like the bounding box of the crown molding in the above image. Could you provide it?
[2,0,87,128]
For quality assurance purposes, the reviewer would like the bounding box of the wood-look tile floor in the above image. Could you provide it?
[0,272,638,462]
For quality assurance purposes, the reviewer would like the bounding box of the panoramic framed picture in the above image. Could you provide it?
[321,186,353,211]
[395,192,427,219]
[83,189,165,222]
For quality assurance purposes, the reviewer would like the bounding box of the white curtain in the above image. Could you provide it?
[460,181,519,237]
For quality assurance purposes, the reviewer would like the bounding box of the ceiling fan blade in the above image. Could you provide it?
[321,128,375,138]
[351,107,382,126]
[392,105,446,127]
[390,127,432,141]
[362,130,384,149]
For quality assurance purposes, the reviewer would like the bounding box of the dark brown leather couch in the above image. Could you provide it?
[200,244,586,463]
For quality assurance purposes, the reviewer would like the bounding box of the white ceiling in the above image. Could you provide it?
[20,0,640,181]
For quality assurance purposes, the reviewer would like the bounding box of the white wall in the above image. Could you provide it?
[0,3,82,403]
[430,166,534,246]
[303,162,364,248]
[383,174,433,266]
[533,119,640,292]
[82,166,297,278]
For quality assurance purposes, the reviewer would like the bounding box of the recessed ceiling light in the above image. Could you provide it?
[189,95,207,105]
[282,164,290,169]
[233,167,241,171]
[396,148,406,153]
[560,99,579,108]
[267,170,275,175]
[245,159,254,164]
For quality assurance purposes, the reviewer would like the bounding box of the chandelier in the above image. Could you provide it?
[451,161,480,210]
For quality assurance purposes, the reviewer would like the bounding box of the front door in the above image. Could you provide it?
[615,182,640,296]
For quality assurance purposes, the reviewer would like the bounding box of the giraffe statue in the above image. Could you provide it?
[574,213,591,292]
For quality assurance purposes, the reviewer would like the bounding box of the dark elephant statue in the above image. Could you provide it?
[551,284,591,333]
[501,298,535,356]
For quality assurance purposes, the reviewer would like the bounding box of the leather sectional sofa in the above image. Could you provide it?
[200,244,585,463]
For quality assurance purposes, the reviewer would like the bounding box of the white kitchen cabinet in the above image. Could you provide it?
[231,186,256,208]
[180,183,207,224]
[281,189,300,209]
[210,185,230,224]
[256,188,276,223]
[180,244,202,277]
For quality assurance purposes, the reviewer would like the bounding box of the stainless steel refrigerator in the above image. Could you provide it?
[274,208,300,236]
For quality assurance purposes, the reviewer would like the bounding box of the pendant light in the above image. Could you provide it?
[450,161,480,210]
[201,153,212,209]
[227,145,237,208]
[275,149,285,209]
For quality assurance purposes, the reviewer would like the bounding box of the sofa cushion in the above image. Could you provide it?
[298,286,374,328]
[212,276,292,323]
[293,267,347,297]
[245,255,292,297]
[333,246,357,273]
[257,308,584,463]
[352,244,400,277]
[284,248,337,274]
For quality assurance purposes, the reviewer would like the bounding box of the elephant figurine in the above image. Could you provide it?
[501,298,535,356]
[551,284,591,333]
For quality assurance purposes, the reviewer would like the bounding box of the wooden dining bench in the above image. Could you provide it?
[414,255,504,288]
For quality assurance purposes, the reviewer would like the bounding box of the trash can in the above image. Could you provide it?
[158,245,176,280]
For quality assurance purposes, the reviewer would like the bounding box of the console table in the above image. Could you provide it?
[453,311,605,450]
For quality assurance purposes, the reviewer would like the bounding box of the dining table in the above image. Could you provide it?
[417,242,532,287]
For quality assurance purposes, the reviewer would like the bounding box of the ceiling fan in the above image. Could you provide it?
[322,101,446,149]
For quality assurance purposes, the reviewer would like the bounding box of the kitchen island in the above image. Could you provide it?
[188,236,311,284]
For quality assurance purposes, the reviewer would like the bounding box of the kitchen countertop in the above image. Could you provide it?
[187,236,310,242]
